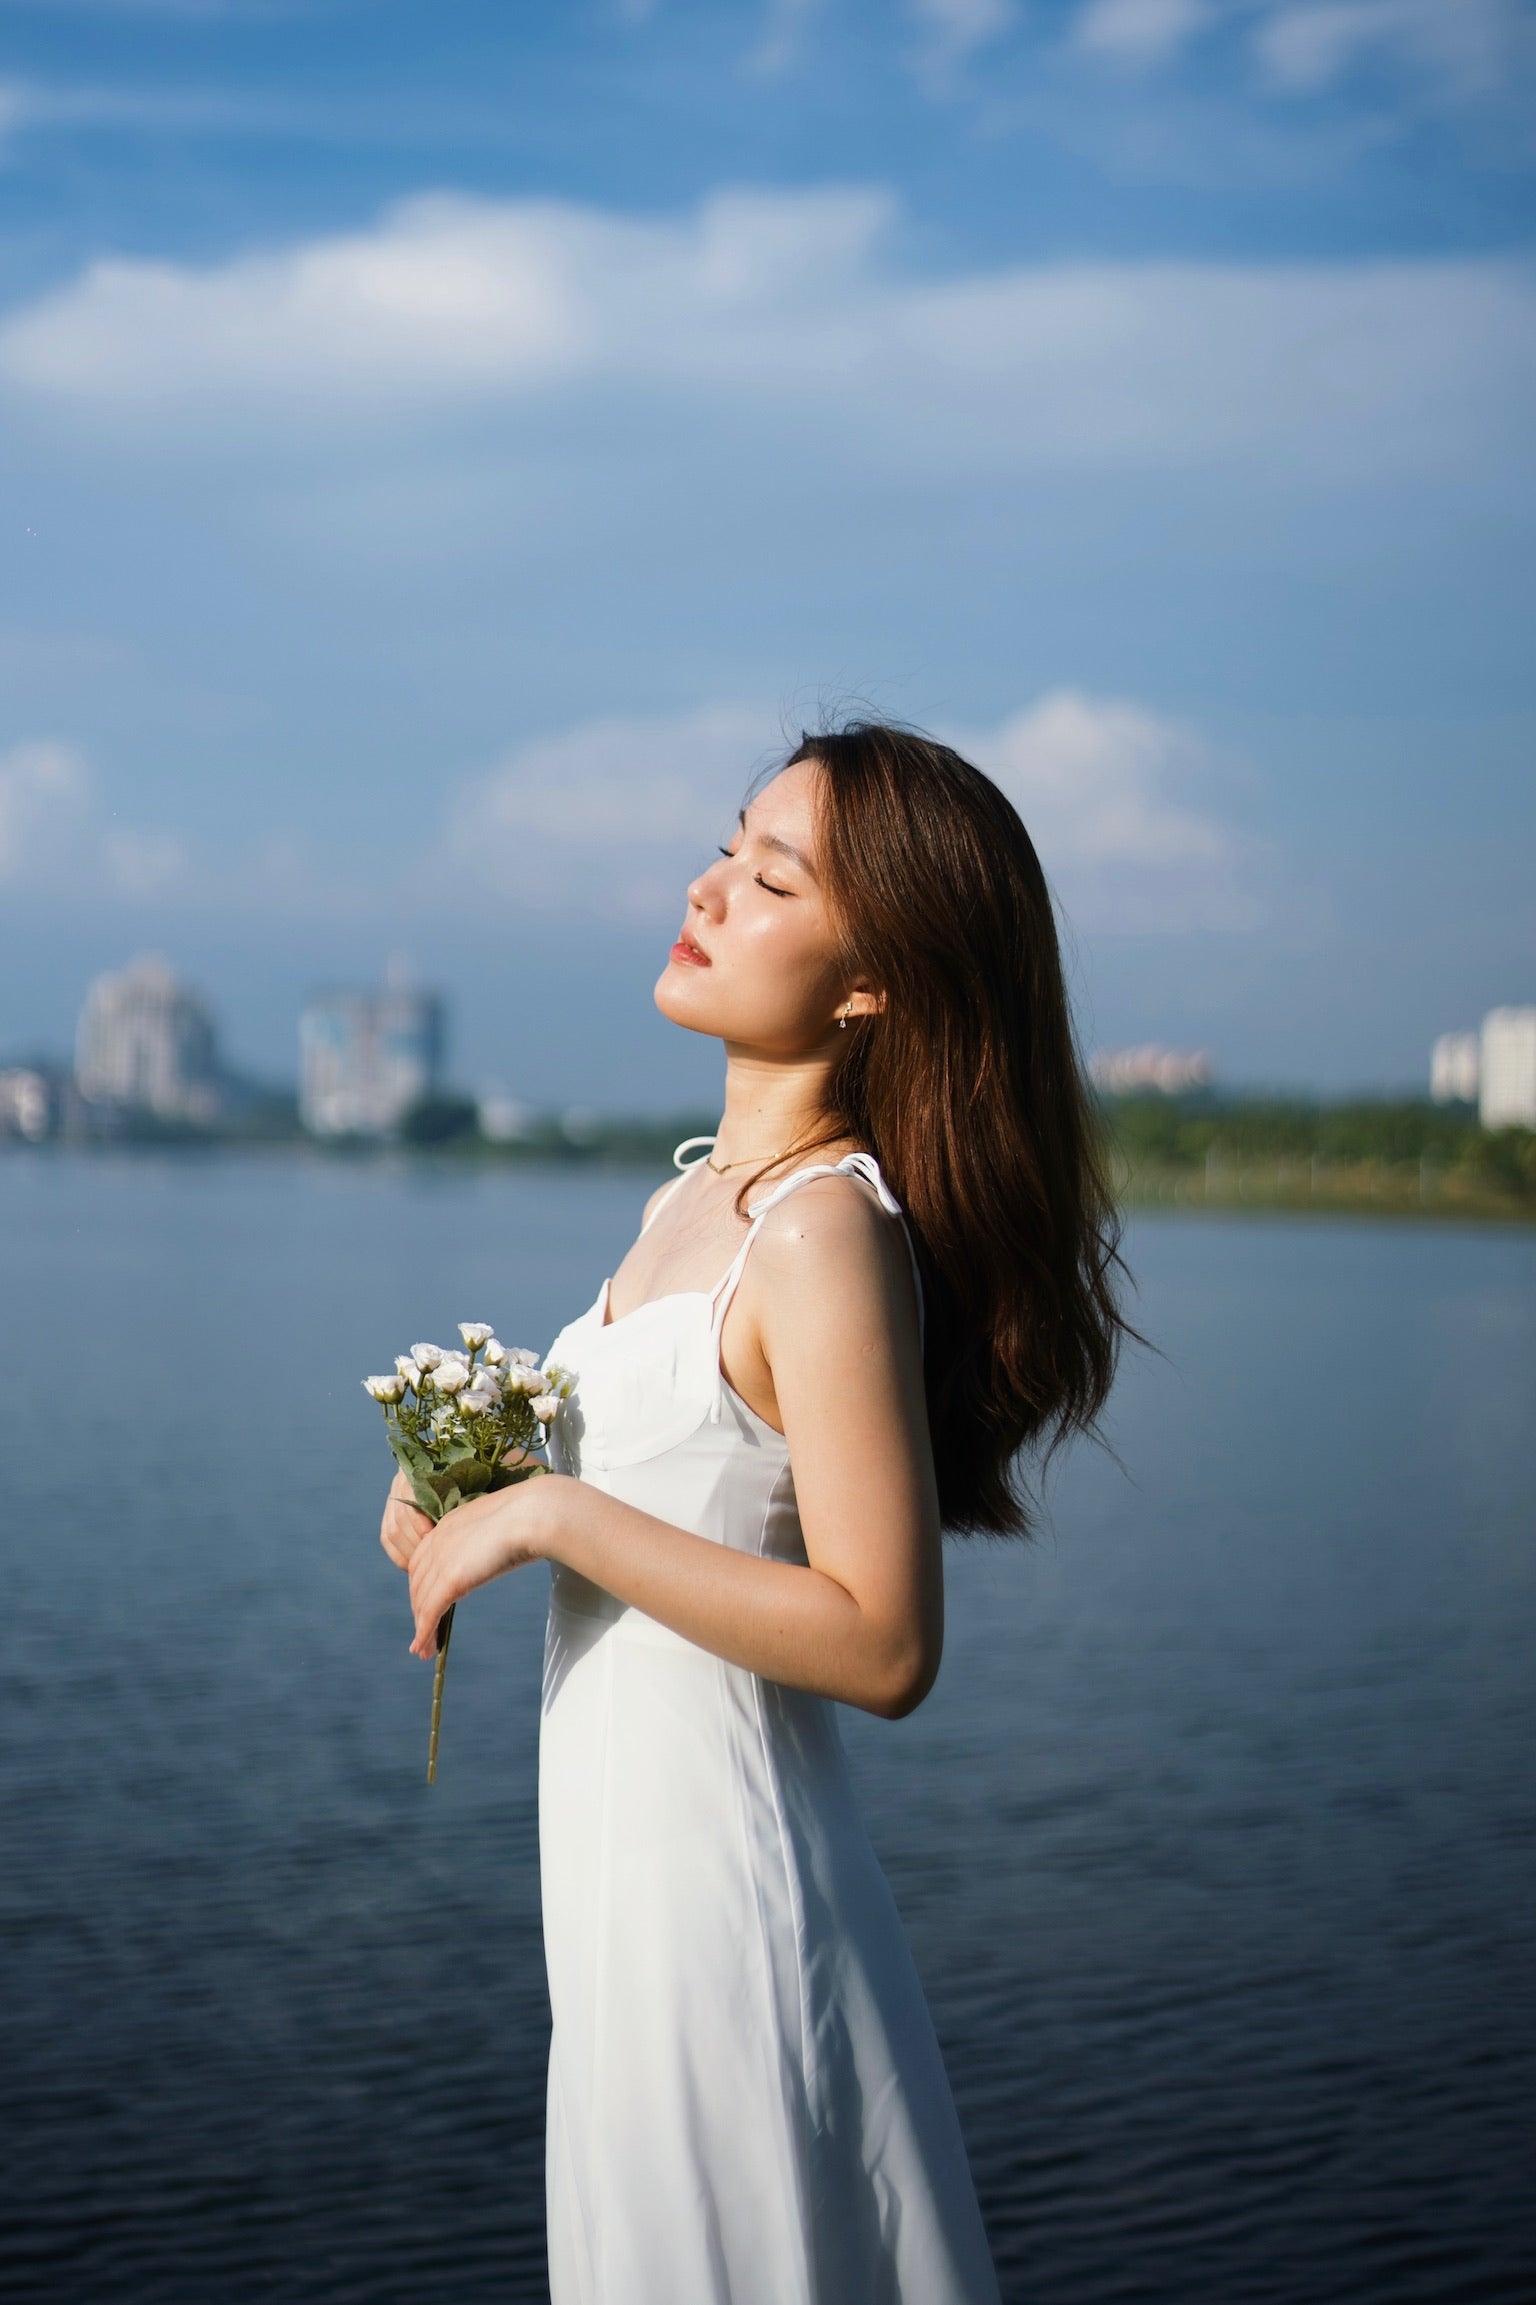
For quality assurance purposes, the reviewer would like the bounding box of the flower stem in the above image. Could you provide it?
[425,1603,456,1785]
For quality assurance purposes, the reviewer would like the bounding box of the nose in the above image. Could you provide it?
[686,852,729,918]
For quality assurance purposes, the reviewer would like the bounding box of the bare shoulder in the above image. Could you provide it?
[750,1171,905,1298]
[639,1175,678,1229]
[735,1170,924,1403]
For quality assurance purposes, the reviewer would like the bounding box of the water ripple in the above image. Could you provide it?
[2,1162,1533,2302]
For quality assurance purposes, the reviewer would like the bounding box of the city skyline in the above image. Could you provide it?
[1,3,1532,1103]
[5,948,1531,1123]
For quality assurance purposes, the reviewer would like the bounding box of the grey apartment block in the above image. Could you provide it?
[75,955,222,1124]
[299,984,445,1136]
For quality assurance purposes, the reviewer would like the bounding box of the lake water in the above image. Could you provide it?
[1,1155,1533,2305]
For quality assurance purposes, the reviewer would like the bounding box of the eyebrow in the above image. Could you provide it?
[739,809,817,879]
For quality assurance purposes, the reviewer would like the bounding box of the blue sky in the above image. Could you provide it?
[1,0,1533,1104]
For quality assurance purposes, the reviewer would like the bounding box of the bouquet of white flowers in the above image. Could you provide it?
[363,1322,571,1782]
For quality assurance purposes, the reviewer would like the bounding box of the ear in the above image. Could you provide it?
[843,983,885,1020]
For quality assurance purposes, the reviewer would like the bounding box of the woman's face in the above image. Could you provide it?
[654,759,867,1053]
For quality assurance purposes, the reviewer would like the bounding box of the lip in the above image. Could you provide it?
[670,933,710,967]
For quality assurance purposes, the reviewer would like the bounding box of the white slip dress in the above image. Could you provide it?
[538,1149,1002,2305]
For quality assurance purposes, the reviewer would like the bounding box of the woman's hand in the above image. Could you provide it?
[379,1467,433,1572]
[406,1473,565,1658]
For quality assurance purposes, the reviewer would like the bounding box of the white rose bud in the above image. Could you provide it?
[395,1354,422,1387]
[511,1347,540,1368]
[412,1342,445,1371]
[463,1378,500,1414]
[459,1321,494,1350]
[531,1392,561,1423]
[482,1338,507,1366]
[362,1373,405,1403]
[433,1359,470,1394]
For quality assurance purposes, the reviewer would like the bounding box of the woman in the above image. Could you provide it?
[381,722,1129,2304]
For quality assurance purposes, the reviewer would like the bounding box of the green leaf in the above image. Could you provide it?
[389,1431,435,1477]
[386,1430,446,1522]
[488,1461,546,1493]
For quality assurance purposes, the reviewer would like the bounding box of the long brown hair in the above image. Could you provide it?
[768,722,1130,1537]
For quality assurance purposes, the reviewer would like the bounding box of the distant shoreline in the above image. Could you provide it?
[1118,1158,1535,1228]
[3,1133,1532,1228]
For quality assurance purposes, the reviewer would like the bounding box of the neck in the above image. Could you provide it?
[711,1044,839,1170]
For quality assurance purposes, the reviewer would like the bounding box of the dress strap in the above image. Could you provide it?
[672,1135,717,1171]
[705,1153,925,1423]
[640,1137,715,1235]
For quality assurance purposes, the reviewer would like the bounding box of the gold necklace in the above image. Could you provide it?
[706,1146,789,1175]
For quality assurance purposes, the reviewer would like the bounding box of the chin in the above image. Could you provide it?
[653,960,724,1039]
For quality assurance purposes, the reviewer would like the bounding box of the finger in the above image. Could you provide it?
[382,1509,423,1569]
[407,1525,434,1593]
[410,1588,441,1656]
[408,1546,442,1652]
[412,1553,457,1656]
[409,1596,431,1656]
[386,1512,430,1567]
[381,1503,422,1565]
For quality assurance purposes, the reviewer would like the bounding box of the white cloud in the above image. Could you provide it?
[437,693,1254,937]
[1,697,1257,940]
[0,736,193,900]
[1253,0,1523,94]
[906,0,1016,78]
[103,826,192,898]
[747,0,824,79]
[440,705,780,925]
[0,190,600,405]
[1069,0,1529,92]
[0,74,311,145]
[1075,0,1211,66]
[963,690,1257,930]
[2,186,1530,484]
[0,740,91,879]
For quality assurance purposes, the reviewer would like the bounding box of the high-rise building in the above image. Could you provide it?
[1430,1031,1480,1105]
[1089,1046,1213,1095]
[75,955,222,1123]
[299,980,445,1137]
[1479,1008,1536,1130]
[0,1069,50,1141]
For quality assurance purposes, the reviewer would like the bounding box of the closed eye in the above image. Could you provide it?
[718,842,791,898]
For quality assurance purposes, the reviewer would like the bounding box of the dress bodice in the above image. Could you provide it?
[540,1149,922,1627]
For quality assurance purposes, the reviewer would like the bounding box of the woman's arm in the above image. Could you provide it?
[403,1181,945,1718]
